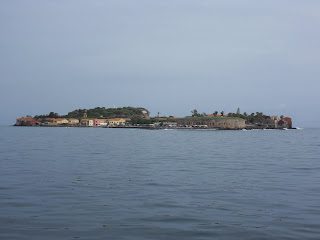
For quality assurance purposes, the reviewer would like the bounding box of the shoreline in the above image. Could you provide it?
[12,125,296,130]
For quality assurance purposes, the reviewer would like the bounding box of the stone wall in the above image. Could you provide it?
[177,118,246,129]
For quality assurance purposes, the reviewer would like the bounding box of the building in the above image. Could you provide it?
[141,110,149,118]
[107,118,130,126]
[96,119,109,126]
[15,117,39,126]
[94,119,99,126]
[56,118,69,125]
[162,122,178,127]
[168,117,180,120]
[45,118,58,126]
[283,117,292,128]
[80,119,94,126]
[68,119,79,125]
[278,117,292,129]
[177,117,246,129]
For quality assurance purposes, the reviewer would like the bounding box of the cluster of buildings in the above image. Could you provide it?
[160,116,292,129]
[15,117,131,127]
[15,115,293,129]
[246,116,293,129]
[269,116,292,129]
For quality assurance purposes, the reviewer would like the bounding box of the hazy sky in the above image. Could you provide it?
[1,0,319,127]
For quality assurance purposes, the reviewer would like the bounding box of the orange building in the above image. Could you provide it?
[283,117,292,128]
[16,117,39,126]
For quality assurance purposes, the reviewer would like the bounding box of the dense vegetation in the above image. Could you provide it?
[34,112,60,119]
[227,112,272,124]
[190,108,278,125]
[34,107,150,119]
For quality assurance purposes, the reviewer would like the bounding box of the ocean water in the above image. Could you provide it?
[0,126,319,240]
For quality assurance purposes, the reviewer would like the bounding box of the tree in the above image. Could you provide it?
[191,109,199,117]
[213,111,218,116]
[244,112,247,117]
[48,112,59,118]
[66,106,149,119]
[221,111,224,116]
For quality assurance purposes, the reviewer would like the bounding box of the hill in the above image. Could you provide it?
[34,107,150,119]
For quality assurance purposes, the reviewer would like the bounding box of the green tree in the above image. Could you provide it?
[191,109,200,117]
[48,112,59,118]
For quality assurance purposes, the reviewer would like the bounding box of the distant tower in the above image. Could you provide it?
[237,107,240,115]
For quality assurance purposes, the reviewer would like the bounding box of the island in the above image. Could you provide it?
[14,107,293,130]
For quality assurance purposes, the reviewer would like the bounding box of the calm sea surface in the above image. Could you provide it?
[0,126,319,240]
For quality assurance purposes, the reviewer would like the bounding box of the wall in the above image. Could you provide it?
[177,118,246,129]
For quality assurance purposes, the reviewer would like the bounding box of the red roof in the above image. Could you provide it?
[22,117,34,121]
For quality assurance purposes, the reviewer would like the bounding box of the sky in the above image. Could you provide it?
[1,0,319,127]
